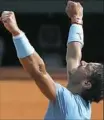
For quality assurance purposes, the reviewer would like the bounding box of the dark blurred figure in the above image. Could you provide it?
[0,37,5,66]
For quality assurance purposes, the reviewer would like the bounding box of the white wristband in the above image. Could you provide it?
[13,31,35,58]
[67,24,84,47]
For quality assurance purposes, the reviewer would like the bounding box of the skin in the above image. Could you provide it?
[0,1,102,101]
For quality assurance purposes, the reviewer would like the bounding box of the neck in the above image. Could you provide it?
[67,82,82,95]
[67,83,89,103]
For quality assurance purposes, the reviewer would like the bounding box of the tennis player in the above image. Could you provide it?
[1,1,104,119]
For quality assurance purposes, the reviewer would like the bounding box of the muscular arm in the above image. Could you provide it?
[1,11,56,101]
[65,1,83,76]
[19,51,56,101]
[66,42,82,77]
[66,41,82,70]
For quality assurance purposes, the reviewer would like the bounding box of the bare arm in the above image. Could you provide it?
[19,51,56,101]
[66,42,82,72]
[1,11,56,101]
[66,1,83,74]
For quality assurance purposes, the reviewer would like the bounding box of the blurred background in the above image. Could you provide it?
[0,0,104,120]
[0,0,104,67]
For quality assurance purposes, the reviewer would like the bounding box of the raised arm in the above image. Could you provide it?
[1,11,56,101]
[65,1,83,77]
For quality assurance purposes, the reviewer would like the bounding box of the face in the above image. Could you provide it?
[70,61,102,87]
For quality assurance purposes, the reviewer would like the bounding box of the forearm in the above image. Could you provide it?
[13,31,46,76]
[66,42,82,60]
[66,24,83,57]
[66,23,84,71]
[19,52,46,77]
[66,0,84,62]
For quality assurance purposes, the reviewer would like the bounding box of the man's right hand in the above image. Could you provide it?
[1,11,21,36]
[65,1,83,24]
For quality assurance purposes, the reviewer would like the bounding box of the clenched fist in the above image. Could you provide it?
[65,1,83,24]
[1,11,21,36]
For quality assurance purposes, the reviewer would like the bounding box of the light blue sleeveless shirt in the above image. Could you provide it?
[44,83,91,120]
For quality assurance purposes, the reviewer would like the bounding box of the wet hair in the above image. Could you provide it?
[82,63,104,103]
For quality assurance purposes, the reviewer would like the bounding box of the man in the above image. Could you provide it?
[1,1,104,120]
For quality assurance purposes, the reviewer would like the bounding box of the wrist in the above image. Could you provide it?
[71,17,83,25]
[13,31,25,39]
[11,29,22,36]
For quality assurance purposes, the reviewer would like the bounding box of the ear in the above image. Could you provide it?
[81,80,92,89]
